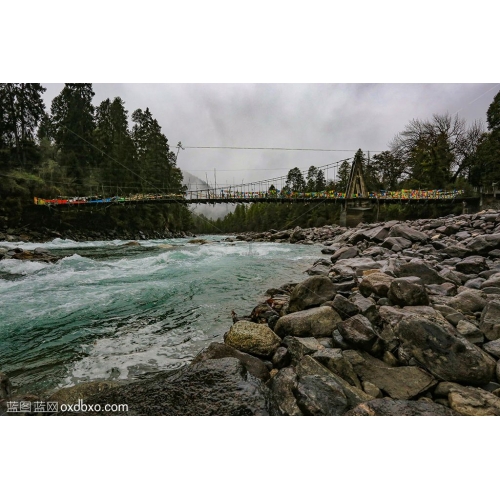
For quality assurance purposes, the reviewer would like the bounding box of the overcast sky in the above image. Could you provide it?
[40,83,500,191]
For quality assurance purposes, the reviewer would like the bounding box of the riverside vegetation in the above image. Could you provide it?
[2,209,500,416]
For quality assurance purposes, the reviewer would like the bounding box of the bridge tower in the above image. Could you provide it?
[345,154,368,199]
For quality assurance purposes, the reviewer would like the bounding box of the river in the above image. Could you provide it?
[0,237,321,396]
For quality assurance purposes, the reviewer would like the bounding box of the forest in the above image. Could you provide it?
[1,84,499,235]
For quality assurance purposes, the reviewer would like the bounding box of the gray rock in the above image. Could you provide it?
[287,276,336,313]
[331,294,360,319]
[294,375,348,415]
[447,384,500,416]
[455,256,488,275]
[282,336,324,363]
[359,271,394,298]
[296,355,373,408]
[331,246,359,262]
[337,314,381,353]
[67,357,271,415]
[191,342,270,381]
[389,224,429,243]
[447,289,487,315]
[381,236,413,250]
[346,398,459,416]
[224,321,281,357]
[388,277,429,307]
[482,339,500,358]
[466,233,500,255]
[343,350,436,400]
[312,348,362,390]
[269,367,302,416]
[274,306,342,339]
[395,315,496,385]
[456,320,484,344]
[396,260,448,285]
[272,347,291,369]
[479,300,500,341]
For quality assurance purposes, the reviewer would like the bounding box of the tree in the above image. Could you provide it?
[336,160,350,192]
[371,151,406,190]
[486,90,500,132]
[0,83,46,169]
[390,113,468,188]
[94,97,137,193]
[285,167,306,192]
[51,84,96,188]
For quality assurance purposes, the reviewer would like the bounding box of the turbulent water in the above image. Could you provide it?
[0,237,321,396]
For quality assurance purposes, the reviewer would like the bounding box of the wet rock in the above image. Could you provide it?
[69,357,270,416]
[296,356,373,408]
[388,277,429,307]
[0,372,12,399]
[312,348,362,389]
[447,384,500,416]
[274,306,342,338]
[395,315,496,385]
[343,350,436,399]
[49,381,122,405]
[269,367,302,416]
[359,271,394,298]
[224,321,281,357]
[337,314,381,353]
[282,336,324,363]
[479,300,500,341]
[191,342,270,381]
[331,294,360,319]
[272,347,291,369]
[287,276,336,313]
[346,398,459,416]
[294,375,348,416]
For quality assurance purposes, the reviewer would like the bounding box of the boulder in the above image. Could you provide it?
[395,316,496,385]
[49,381,121,405]
[482,339,500,358]
[448,289,487,315]
[381,237,412,250]
[66,357,270,415]
[331,294,360,319]
[224,321,281,357]
[466,233,500,255]
[272,347,291,369]
[337,314,381,352]
[447,384,500,416]
[388,277,429,306]
[191,342,270,381]
[479,300,500,341]
[294,375,348,416]
[274,306,342,338]
[342,350,436,400]
[345,398,459,416]
[296,355,373,408]
[455,256,488,275]
[282,336,324,363]
[396,260,447,285]
[0,372,12,399]
[359,272,394,298]
[269,367,303,416]
[331,246,358,262]
[287,276,336,313]
[455,320,483,344]
[312,348,362,389]
[389,224,429,243]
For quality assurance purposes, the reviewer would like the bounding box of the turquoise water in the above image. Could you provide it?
[0,237,320,395]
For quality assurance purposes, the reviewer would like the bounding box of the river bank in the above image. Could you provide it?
[2,210,500,415]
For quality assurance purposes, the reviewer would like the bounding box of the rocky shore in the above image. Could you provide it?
[2,209,500,416]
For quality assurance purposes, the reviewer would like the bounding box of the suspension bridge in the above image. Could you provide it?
[33,154,479,208]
